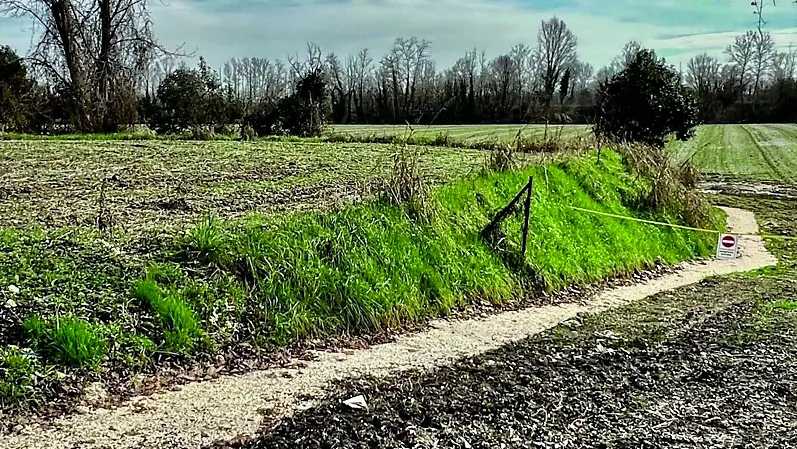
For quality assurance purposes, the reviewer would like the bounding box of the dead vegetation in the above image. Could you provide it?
[618,143,712,229]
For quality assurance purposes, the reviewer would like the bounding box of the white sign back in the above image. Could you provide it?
[716,234,739,260]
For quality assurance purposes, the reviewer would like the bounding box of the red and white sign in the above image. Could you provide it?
[716,234,739,260]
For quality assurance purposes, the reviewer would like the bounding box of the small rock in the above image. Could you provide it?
[7,285,19,295]
[343,395,368,410]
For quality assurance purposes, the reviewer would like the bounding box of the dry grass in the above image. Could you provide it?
[618,143,713,229]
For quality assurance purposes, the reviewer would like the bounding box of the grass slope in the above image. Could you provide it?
[0,150,721,411]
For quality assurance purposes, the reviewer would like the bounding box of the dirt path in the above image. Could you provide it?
[1,207,777,449]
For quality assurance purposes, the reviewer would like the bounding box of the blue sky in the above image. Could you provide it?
[2,0,797,72]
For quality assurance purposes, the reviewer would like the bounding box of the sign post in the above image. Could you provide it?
[716,234,739,260]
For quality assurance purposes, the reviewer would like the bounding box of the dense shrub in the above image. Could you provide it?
[279,69,331,137]
[149,57,227,134]
[595,49,699,147]
[0,46,46,133]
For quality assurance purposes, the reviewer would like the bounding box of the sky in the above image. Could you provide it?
[2,0,797,73]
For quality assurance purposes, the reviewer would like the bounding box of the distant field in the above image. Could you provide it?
[668,124,797,184]
[335,123,797,184]
[330,124,592,143]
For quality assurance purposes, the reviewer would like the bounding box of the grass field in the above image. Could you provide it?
[668,124,797,184]
[331,123,797,183]
[330,124,591,143]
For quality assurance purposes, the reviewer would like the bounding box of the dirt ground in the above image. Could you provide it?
[225,192,797,449]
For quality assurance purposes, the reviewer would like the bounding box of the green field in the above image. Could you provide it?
[668,124,797,184]
[332,123,797,184]
[330,124,591,143]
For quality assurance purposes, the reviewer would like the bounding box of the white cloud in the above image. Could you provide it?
[147,0,704,70]
[3,0,796,73]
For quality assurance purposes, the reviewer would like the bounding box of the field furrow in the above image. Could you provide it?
[668,124,797,183]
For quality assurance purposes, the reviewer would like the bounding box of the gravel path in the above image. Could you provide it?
[1,207,777,449]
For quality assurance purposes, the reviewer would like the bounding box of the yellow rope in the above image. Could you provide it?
[567,206,797,241]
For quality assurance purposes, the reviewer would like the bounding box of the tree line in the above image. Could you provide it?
[0,0,794,135]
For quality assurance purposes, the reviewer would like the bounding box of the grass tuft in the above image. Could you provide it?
[185,216,230,265]
[23,316,107,369]
[134,280,204,355]
[770,300,797,311]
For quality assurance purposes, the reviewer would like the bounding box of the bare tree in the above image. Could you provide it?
[596,41,643,82]
[0,0,180,131]
[534,17,577,113]
[726,31,756,101]
[686,53,721,95]
[488,54,516,116]
[288,42,324,89]
[750,31,776,99]
[569,59,593,94]
[774,44,797,80]
[509,43,532,117]
[347,48,373,122]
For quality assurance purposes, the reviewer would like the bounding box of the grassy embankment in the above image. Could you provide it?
[0,149,722,410]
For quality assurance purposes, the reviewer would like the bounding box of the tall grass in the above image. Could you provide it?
[158,149,720,347]
[23,316,107,369]
[134,280,204,355]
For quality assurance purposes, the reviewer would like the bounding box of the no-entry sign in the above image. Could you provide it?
[716,234,739,260]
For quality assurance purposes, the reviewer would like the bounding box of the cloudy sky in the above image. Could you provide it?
[2,0,797,72]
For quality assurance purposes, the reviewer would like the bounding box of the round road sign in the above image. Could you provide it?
[721,235,736,248]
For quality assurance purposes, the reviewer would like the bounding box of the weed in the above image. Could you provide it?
[189,125,216,141]
[618,143,714,229]
[102,325,157,369]
[134,280,204,355]
[241,124,256,141]
[486,143,517,172]
[0,346,43,409]
[145,262,184,284]
[24,316,107,369]
[377,142,432,220]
